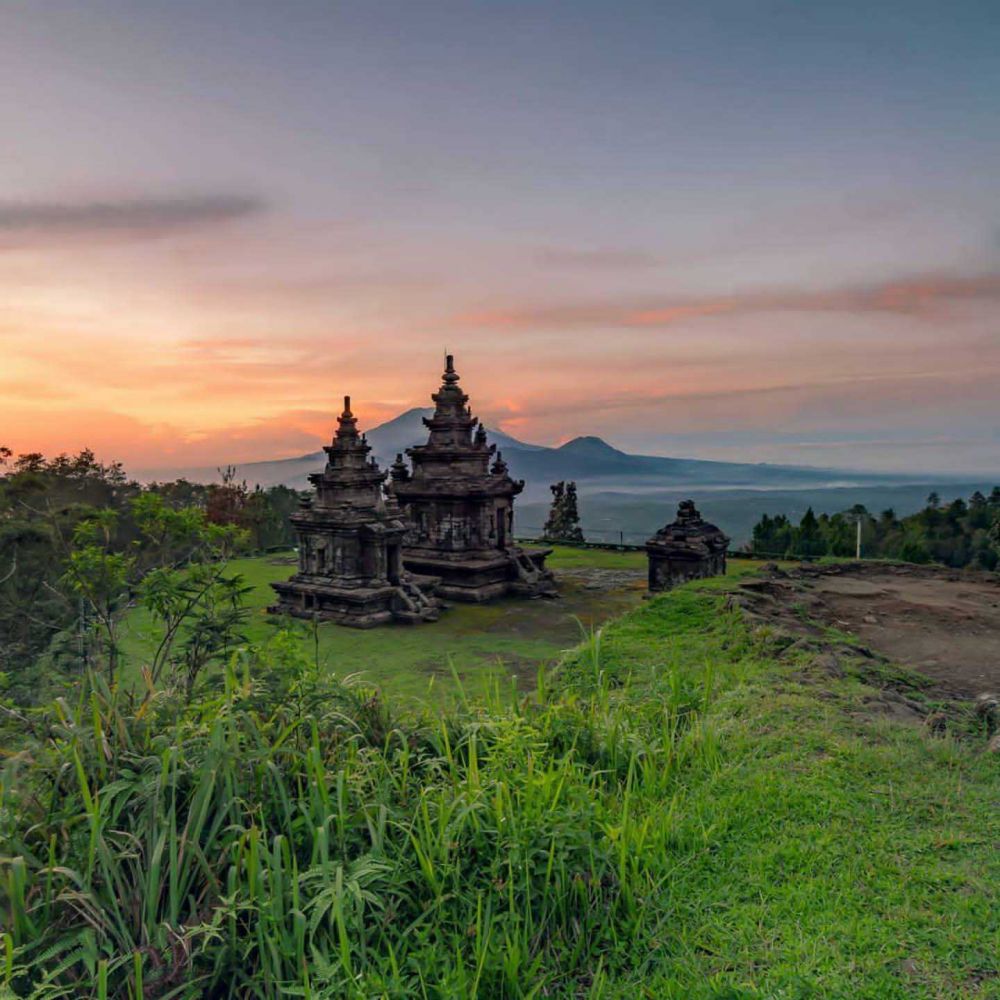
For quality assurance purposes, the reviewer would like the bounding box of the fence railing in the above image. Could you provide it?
[517,536,647,553]
[516,530,823,562]
[516,525,651,550]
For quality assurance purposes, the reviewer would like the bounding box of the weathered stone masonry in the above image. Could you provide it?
[390,355,557,602]
[646,499,729,592]
[269,397,439,627]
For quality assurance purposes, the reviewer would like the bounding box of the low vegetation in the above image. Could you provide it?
[4,570,998,998]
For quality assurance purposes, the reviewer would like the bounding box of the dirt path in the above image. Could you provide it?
[733,562,1000,700]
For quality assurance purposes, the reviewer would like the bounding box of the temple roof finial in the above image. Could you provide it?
[336,393,359,441]
[442,353,460,385]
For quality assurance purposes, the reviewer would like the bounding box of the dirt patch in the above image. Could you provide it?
[732,561,1000,701]
[473,570,646,642]
[558,567,648,592]
[410,567,647,687]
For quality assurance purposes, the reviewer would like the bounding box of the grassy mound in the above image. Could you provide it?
[3,573,997,998]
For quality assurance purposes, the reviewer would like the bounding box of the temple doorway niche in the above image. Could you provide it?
[386,543,401,584]
[361,542,378,579]
[496,507,507,549]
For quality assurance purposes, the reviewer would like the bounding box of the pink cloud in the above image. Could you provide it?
[453,271,1000,331]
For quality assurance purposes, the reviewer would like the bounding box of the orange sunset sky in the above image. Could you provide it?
[2,2,998,475]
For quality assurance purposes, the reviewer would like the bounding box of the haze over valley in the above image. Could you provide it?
[138,406,995,544]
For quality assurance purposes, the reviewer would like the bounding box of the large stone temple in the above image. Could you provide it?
[389,355,556,602]
[645,500,730,592]
[269,397,440,627]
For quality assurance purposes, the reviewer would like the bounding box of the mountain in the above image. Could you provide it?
[364,408,542,466]
[138,409,543,490]
[137,407,944,501]
[134,407,991,544]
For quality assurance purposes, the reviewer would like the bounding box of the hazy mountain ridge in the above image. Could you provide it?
[137,408,999,546]
[136,406,971,504]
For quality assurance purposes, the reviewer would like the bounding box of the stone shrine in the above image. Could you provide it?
[645,500,729,592]
[390,355,556,602]
[269,397,439,627]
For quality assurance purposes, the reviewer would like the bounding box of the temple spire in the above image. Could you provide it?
[336,394,359,441]
[394,354,556,601]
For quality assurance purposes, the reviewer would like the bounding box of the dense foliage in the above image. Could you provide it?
[750,488,1000,569]
[0,449,304,699]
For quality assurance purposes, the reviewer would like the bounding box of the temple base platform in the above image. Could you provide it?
[402,545,556,602]
[269,574,440,628]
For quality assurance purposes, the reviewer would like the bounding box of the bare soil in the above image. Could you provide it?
[732,561,1000,701]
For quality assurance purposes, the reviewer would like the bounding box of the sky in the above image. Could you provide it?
[1,0,998,475]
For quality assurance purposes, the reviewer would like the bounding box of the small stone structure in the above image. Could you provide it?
[645,500,729,592]
[270,397,439,627]
[390,355,556,602]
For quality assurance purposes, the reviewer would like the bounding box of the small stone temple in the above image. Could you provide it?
[269,397,440,627]
[389,355,556,602]
[645,500,730,592]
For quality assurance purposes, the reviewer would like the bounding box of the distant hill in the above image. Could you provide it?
[138,406,937,502]
[517,481,1000,547]
[133,406,995,544]
[138,409,542,490]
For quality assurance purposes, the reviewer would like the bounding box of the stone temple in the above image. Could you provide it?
[645,500,730,592]
[269,397,440,627]
[389,355,556,602]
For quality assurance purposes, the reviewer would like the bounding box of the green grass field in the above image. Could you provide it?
[552,581,1000,997]
[120,547,760,701]
[11,555,999,997]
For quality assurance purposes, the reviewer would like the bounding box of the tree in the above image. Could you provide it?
[542,482,565,541]
[968,491,992,530]
[561,483,584,543]
[542,481,584,543]
[796,507,825,557]
[61,510,134,684]
[205,466,251,529]
[749,489,1000,571]
[63,491,248,691]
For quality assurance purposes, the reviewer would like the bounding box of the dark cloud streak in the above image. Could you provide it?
[0,195,264,237]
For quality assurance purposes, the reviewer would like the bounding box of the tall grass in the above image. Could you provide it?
[0,608,731,999]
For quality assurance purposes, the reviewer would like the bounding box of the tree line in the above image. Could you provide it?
[750,488,1000,569]
[0,447,304,698]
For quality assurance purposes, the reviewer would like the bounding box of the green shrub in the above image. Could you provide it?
[1,609,728,998]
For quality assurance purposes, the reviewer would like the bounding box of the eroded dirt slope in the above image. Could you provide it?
[733,561,1000,700]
